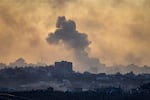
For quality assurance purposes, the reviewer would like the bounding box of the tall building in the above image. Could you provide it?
[54,61,73,75]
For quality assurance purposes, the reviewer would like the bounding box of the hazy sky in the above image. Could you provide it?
[0,0,150,71]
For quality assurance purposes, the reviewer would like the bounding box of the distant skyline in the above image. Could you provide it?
[0,0,150,72]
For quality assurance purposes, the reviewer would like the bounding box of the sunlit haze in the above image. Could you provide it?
[0,0,150,72]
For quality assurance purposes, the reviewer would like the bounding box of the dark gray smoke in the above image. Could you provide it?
[46,16,105,73]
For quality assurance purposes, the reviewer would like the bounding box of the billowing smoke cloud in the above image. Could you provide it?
[0,0,150,71]
[47,16,90,50]
[46,16,105,73]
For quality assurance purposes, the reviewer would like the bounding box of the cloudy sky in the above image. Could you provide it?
[0,0,150,71]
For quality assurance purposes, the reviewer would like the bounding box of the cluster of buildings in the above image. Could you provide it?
[0,60,150,92]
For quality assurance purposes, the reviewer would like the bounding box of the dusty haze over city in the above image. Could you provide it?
[0,0,150,72]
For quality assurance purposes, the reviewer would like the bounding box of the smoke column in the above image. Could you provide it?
[46,16,105,73]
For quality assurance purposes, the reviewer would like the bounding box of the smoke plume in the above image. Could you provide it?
[46,16,105,73]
